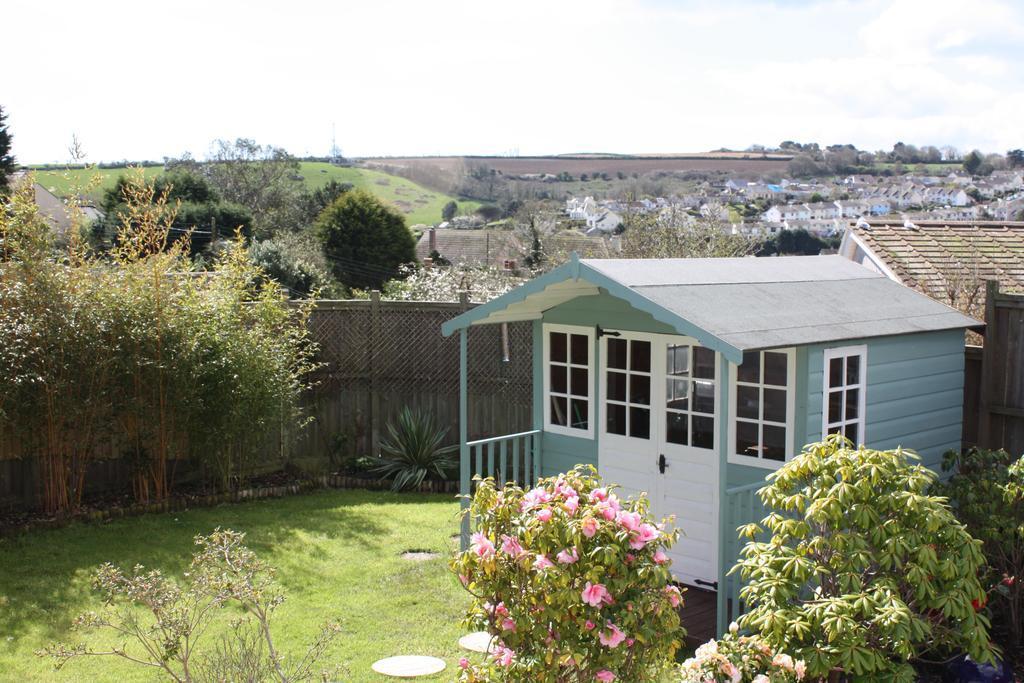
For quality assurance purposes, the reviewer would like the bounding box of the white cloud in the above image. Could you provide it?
[4,0,1022,163]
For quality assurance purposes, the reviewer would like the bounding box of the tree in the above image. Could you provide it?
[250,231,343,298]
[98,169,252,254]
[735,436,994,681]
[314,189,416,290]
[203,138,305,237]
[442,200,458,222]
[963,149,984,175]
[620,206,761,259]
[0,105,14,193]
[297,179,352,227]
[1007,149,1024,169]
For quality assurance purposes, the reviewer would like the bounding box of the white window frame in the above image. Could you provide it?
[542,323,595,439]
[728,347,797,470]
[821,345,867,444]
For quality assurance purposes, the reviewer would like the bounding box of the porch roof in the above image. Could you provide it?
[441,254,981,363]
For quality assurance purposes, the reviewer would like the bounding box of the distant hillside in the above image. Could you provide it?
[362,154,793,176]
[27,162,478,227]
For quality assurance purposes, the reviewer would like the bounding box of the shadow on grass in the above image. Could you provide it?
[0,488,456,646]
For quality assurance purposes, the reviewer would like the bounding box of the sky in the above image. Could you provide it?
[5,0,1023,164]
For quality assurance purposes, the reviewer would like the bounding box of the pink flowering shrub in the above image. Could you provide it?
[450,465,684,682]
[679,624,806,683]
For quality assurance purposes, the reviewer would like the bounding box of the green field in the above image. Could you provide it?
[0,489,470,682]
[28,162,479,227]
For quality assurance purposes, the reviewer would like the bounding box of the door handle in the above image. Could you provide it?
[658,453,667,474]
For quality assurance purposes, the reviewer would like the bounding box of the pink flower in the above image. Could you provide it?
[596,670,616,682]
[533,554,554,571]
[616,510,642,532]
[471,532,495,560]
[653,549,669,564]
[581,516,599,538]
[589,487,609,502]
[536,507,553,523]
[492,646,515,667]
[459,573,469,586]
[501,617,516,631]
[584,619,596,630]
[665,584,682,608]
[564,495,580,515]
[556,547,579,564]
[582,581,611,607]
[520,487,551,511]
[459,657,469,670]
[599,621,626,648]
[625,638,635,647]
[485,600,509,616]
[629,523,660,550]
[500,534,525,558]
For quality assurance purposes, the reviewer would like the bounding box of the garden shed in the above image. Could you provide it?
[442,254,981,636]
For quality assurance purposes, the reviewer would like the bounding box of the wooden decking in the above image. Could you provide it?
[679,586,717,646]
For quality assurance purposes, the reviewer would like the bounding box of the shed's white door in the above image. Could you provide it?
[598,332,720,589]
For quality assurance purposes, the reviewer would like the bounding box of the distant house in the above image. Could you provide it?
[566,196,598,221]
[838,219,1024,317]
[9,176,103,240]
[585,210,623,236]
[415,228,610,270]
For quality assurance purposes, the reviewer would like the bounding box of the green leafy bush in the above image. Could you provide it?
[734,435,994,681]
[679,623,806,682]
[372,407,457,491]
[450,466,684,682]
[933,447,1024,650]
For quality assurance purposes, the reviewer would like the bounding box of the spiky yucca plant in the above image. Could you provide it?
[373,407,458,491]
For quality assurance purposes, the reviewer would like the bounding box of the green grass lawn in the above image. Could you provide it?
[0,489,470,682]
[27,163,479,228]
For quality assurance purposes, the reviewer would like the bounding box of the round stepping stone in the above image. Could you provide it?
[458,631,496,654]
[371,655,446,678]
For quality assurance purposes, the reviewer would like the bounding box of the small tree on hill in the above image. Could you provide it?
[314,189,416,290]
[963,150,984,175]
[442,200,458,222]
[0,105,15,193]
[734,436,994,681]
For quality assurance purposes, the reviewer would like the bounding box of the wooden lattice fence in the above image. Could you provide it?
[294,296,533,464]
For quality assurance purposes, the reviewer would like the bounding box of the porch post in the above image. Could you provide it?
[459,327,470,550]
[716,354,731,636]
[532,319,544,480]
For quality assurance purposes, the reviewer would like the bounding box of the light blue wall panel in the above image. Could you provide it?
[804,329,965,472]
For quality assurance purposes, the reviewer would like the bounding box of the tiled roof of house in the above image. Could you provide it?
[849,220,1024,303]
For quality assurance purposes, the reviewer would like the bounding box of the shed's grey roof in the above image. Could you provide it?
[580,255,980,350]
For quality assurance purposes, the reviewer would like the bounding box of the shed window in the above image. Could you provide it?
[544,325,594,438]
[822,346,866,444]
[730,348,796,468]
[605,337,652,439]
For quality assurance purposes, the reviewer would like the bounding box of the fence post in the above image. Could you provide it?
[370,290,382,457]
[978,279,999,448]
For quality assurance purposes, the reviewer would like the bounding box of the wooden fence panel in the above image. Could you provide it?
[972,282,1024,457]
